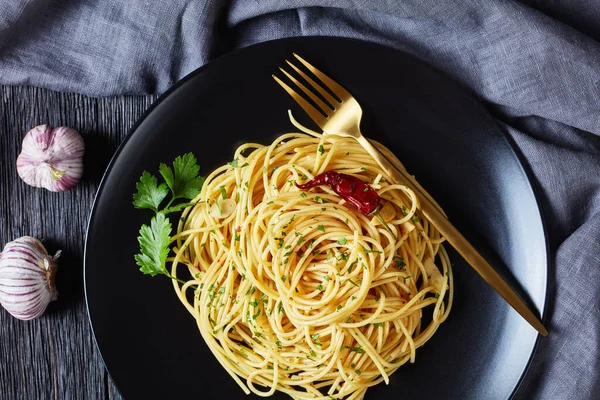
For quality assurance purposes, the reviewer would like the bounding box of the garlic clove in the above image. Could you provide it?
[0,236,60,320]
[423,256,444,294]
[377,201,396,223]
[210,198,237,219]
[401,221,415,235]
[16,125,85,192]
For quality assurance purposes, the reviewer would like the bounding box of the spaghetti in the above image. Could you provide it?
[170,116,453,399]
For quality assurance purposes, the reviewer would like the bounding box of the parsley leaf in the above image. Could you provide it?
[228,158,239,168]
[159,153,205,200]
[135,213,172,276]
[133,153,205,281]
[133,171,169,212]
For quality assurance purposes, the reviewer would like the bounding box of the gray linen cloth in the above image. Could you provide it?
[1,1,599,399]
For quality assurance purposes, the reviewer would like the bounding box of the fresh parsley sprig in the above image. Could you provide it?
[133,152,205,280]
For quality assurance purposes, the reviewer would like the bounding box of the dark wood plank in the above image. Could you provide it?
[0,85,157,400]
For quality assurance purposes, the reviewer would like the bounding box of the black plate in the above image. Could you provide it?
[85,37,547,400]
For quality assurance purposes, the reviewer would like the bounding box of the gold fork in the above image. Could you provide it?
[273,53,547,337]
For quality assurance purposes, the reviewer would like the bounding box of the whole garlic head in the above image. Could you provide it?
[17,125,84,192]
[0,236,60,320]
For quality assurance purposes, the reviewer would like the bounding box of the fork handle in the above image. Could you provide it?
[355,135,548,336]
[357,136,446,215]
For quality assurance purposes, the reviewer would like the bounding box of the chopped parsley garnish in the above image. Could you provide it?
[348,260,358,273]
[300,192,307,198]
[219,185,227,199]
[274,237,284,249]
[373,323,383,327]
[349,279,359,287]
[318,145,325,155]
[281,275,287,282]
[394,256,406,270]
[228,158,239,168]
[317,225,325,232]
[337,237,347,245]
[363,248,383,254]
[350,347,364,353]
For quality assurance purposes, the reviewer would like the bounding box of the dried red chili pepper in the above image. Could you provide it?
[296,171,397,239]
[295,171,380,215]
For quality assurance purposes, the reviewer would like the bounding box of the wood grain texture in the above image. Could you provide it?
[0,85,157,400]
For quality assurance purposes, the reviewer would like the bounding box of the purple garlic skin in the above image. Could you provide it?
[0,236,60,320]
[17,124,84,192]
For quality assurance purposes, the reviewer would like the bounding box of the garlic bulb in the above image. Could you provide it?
[17,124,85,192]
[0,236,60,320]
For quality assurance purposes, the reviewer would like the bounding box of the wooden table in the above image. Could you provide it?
[0,85,157,399]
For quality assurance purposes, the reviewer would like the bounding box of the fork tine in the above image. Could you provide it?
[293,53,350,101]
[279,67,333,116]
[285,60,340,109]
[272,74,327,127]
